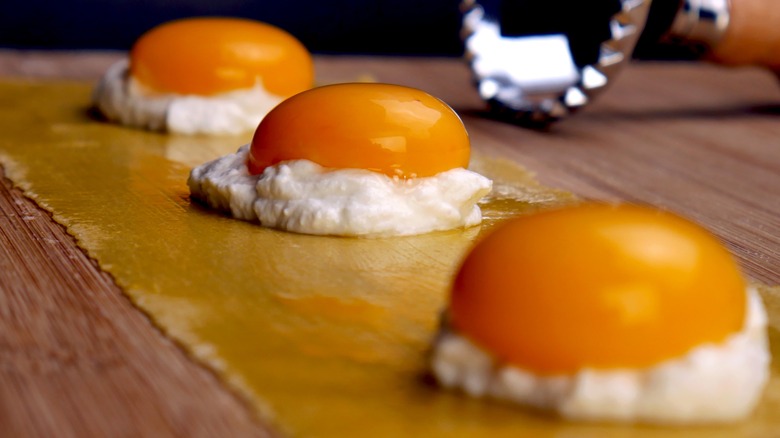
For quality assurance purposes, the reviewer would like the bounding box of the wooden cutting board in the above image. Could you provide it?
[1,51,779,437]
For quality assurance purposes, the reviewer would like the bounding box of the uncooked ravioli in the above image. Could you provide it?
[93,17,314,135]
[432,203,770,424]
[188,83,493,237]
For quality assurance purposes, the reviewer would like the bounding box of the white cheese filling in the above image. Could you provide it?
[187,145,493,237]
[92,60,283,135]
[430,287,770,424]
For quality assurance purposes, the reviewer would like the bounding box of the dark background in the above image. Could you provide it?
[0,0,465,56]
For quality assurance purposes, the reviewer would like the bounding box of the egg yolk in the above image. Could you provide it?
[129,17,314,96]
[449,203,746,375]
[247,83,470,178]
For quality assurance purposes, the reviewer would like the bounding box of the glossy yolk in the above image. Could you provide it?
[129,17,313,96]
[247,83,470,178]
[449,203,747,375]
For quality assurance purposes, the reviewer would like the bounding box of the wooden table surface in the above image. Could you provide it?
[1,49,779,437]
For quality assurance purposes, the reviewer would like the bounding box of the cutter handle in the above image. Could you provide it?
[708,0,780,70]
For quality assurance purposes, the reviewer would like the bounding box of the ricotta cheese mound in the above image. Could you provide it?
[187,145,493,237]
[92,60,283,135]
[430,287,770,424]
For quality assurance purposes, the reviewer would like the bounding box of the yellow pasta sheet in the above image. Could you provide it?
[0,81,778,437]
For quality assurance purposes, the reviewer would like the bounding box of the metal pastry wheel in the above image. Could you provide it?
[461,0,736,125]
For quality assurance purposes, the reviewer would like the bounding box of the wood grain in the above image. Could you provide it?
[1,49,779,436]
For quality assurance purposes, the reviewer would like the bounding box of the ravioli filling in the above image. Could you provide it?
[188,145,492,237]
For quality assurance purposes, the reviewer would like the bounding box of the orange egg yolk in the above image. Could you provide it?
[449,203,746,375]
[247,83,471,178]
[129,17,314,96]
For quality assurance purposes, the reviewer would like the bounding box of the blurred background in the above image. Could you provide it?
[0,0,465,56]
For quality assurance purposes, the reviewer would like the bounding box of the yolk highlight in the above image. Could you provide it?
[247,83,470,178]
[449,203,746,375]
[129,17,314,96]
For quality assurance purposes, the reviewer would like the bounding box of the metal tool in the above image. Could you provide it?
[461,0,734,124]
